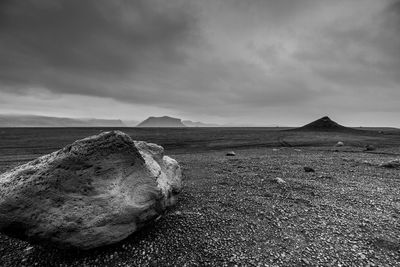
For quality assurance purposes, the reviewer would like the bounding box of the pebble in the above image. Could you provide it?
[304,167,315,172]
[273,177,286,185]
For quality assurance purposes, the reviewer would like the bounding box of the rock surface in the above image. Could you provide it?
[0,131,182,249]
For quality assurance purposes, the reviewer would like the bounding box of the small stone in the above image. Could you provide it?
[304,167,315,172]
[379,159,400,168]
[302,258,310,265]
[226,151,236,156]
[273,177,286,185]
[365,144,376,151]
[335,141,344,147]
[24,246,34,254]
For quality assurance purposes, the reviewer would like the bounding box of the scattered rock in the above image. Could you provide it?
[0,131,182,249]
[24,246,34,254]
[379,159,400,168]
[362,160,373,166]
[304,167,315,172]
[365,145,376,151]
[273,177,286,185]
[336,141,344,147]
[226,151,236,156]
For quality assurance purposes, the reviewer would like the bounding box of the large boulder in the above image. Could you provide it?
[0,131,182,249]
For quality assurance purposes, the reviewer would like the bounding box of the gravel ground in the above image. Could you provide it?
[1,147,400,266]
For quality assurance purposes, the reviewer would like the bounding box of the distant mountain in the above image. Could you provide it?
[123,120,140,127]
[182,120,221,127]
[137,116,186,127]
[296,116,358,132]
[0,115,126,127]
[83,118,125,127]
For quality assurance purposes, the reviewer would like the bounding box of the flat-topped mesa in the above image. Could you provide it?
[137,116,186,127]
[0,131,182,249]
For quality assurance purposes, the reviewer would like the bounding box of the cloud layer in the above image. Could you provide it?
[0,0,399,126]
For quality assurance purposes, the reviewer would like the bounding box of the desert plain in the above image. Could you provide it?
[0,126,399,266]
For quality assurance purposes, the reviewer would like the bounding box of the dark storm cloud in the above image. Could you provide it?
[0,0,196,96]
[292,0,400,99]
[1,0,400,126]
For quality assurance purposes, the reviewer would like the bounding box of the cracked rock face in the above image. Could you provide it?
[0,131,182,249]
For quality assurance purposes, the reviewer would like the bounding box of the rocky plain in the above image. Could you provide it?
[0,124,399,266]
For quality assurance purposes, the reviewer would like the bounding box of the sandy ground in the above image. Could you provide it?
[0,146,399,266]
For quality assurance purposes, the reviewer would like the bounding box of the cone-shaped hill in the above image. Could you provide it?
[296,116,358,132]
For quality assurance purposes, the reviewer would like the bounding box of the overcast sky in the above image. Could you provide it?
[0,0,399,126]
